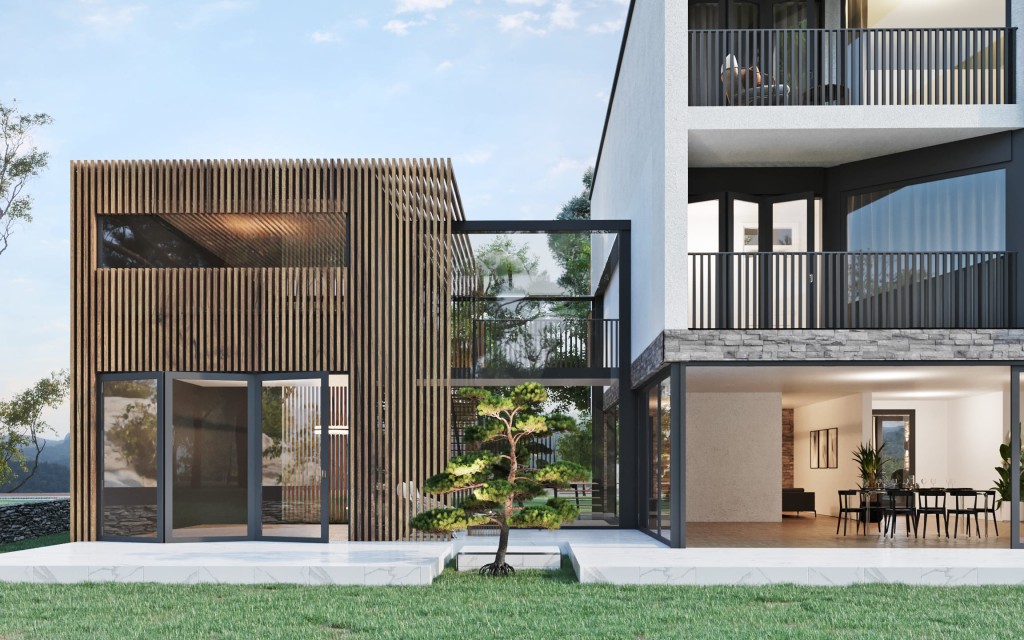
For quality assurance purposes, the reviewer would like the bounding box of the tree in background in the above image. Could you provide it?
[411,383,587,576]
[0,99,52,257]
[0,371,70,490]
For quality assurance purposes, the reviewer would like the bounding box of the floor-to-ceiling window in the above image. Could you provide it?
[644,374,672,542]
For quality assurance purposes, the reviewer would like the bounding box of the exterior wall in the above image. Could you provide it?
[591,0,688,360]
[793,393,871,518]
[70,159,459,542]
[686,392,782,522]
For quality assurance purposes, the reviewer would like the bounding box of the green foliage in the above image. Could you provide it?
[533,461,589,487]
[0,370,70,488]
[410,508,489,534]
[412,384,581,571]
[0,99,53,257]
[106,400,158,479]
[851,442,888,488]
[992,441,1024,509]
[557,419,593,472]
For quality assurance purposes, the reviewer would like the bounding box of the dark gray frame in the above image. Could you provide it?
[1012,365,1022,549]
[97,372,165,543]
[99,372,333,544]
[872,409,916,479]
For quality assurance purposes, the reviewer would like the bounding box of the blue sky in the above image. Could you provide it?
[0,0,627,437]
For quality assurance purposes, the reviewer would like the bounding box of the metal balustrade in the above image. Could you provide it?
[452,317,619,377]
[688,251,1015,329]
[689,27,1016,106]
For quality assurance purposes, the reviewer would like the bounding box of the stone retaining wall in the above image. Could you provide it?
[0,499,70,544]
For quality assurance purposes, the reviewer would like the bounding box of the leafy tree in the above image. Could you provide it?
[411,383,587,576]
[0,100,53,257]
[556,418,593,473]
[0,371,70,490]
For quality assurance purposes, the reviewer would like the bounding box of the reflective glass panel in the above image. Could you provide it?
[171,378,249,539]
[261,378,323,539]
[101,377,159,538]
[847,170,1006,252]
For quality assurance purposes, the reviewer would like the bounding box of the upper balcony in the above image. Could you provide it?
[689,27,1017,107]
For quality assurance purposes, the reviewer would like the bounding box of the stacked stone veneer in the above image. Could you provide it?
[628,329,1024,386]
[0,499,70,544]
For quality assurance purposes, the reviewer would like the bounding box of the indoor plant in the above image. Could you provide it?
[992,440,1024,509]
[852,442,887,489]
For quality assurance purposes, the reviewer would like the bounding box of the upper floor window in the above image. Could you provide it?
[98,213,347,269]
[689,0,821,29]
[846,0,1006,29]
[846,169,1006,252]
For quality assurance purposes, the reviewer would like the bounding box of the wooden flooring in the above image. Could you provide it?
[686,514,1010,548]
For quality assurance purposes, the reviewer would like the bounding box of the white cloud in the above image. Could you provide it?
[434,60,455,72]
[383,19,418,35]
[548,0,578,29]
[462,150,493,165]
[588,18,624,34]
[311,30,340,43]
[498,11,545,35]
[82,3,144,32]
[396,0,453,12]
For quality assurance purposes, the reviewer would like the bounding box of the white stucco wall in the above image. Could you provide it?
[591,0,688,359]
[793,393,872,518]
[685,392,782,522]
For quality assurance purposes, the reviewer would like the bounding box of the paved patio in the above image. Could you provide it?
[3,528,1023,586]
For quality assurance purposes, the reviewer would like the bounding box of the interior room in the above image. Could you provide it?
[683,365,1012,548]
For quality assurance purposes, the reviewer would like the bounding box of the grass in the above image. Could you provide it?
[0,531,69,554]
[0,557,1022,639]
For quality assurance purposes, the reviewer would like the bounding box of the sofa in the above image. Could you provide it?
[782,488,816,517]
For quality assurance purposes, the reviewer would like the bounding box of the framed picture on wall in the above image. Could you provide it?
[818,429,829,470]
[827,428,839,469]
[810,430,820,469]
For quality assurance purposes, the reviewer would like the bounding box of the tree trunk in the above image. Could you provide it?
[494,521,510,567]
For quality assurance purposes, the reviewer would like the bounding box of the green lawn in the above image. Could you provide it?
[0,531,69,554]
[0,558,1022,639]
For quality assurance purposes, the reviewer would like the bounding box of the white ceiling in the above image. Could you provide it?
[685,365,1010,408]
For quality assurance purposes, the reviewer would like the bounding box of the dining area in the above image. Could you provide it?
[837,486,1001,541]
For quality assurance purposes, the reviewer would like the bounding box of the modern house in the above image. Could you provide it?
[70,159,460,543]
[70,0,1024,556]
[590,0,1024,549]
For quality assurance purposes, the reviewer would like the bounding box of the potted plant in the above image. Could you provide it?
[852,442,886,489]
[992,441,1024,516]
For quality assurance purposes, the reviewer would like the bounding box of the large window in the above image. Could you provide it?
[99,213,347,268]
[646,377,672,541]
[847,0,1005,29]
[847,170,1006,252]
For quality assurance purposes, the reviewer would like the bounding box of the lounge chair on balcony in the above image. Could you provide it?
[720,54,790,106]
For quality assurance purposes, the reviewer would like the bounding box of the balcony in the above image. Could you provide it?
[689,27,1016,106]
[452,317,620,385]
[688,251,1016,329]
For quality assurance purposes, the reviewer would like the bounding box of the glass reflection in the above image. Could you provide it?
[101,378,159,538]
[171,378,249,539]
[261,378,323,538]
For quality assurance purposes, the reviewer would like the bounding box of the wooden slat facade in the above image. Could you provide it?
[71,158,462,542]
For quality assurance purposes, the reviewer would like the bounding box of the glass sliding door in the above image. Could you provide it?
[99,374,162,540]
[644,374,673,542]
[166,374,251,541]
[257,374,328,541]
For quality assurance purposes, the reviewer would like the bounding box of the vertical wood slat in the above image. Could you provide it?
[72,158,460,542]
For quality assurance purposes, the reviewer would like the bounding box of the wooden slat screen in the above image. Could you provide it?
[71,158,461,541]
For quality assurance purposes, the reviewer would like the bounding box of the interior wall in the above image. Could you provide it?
[946,391,1006,493]
[686,392,782,522]
[793,393,870,517]
[782,408,794,488]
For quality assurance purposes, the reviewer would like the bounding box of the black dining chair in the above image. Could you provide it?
[946,489,980,539]
[977,490,999,537]
[837,490,872,536]
[882,489,918,538]
[916,489,947,538]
